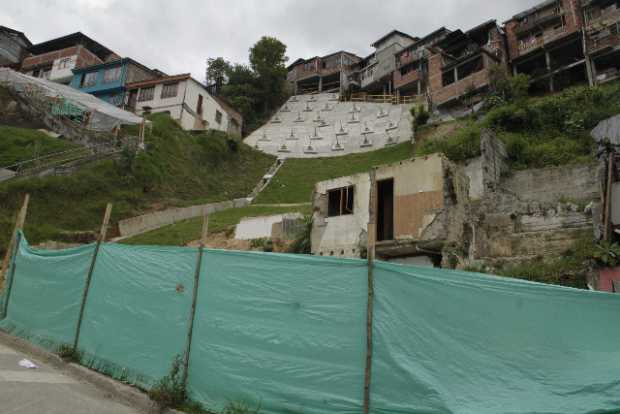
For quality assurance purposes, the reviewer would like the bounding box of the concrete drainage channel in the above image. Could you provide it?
[0,330,182,414]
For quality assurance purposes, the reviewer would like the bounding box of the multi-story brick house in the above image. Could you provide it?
[0,26,31,68]
[505,0,588,92]
[21,32,119,85]
[582,0,620,84]
[286,51,361,95]
[393,27,452,98]
[427,20,508,108]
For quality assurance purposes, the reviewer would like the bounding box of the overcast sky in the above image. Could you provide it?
[3,0,543,81]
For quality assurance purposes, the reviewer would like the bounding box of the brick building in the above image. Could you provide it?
[505,0,588,93]
[286,51,361,95]
[393,27,452,98]
[427,20,508,108]
[583,0,620,84]
[21,32,119,84]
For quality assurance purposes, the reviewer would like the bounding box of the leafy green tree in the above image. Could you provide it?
[249,36,289,114]
[205,57,231,87]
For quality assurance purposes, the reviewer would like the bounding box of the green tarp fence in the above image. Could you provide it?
[2,232,620,413]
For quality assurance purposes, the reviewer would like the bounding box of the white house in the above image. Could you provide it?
[125,74,242,135]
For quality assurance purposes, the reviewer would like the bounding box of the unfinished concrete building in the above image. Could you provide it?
[311,154,469,265]
[392,27,452,99]
[349,30,418,94]
[428,20,508,108]
[0,26,31,68]
[20,32,119,85]
[311,130,601,270]
[505,0,588,93]
[583,0,620,84]
[286,51,361,95]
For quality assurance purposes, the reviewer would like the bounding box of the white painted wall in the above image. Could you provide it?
[132,78,232,132]
[49,55,78,83]
[234,213,303,240]
[312,172,371,257]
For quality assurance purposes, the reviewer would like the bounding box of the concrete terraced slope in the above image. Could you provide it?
[245,92,414,158]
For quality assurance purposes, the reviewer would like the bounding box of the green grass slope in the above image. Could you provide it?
[255,141,415,204]
[417,81,620,169]
[0,113,275,254]
[0,126,79,167]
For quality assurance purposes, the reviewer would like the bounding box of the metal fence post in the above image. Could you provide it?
[182,212,209,387]
[73,203,112,351]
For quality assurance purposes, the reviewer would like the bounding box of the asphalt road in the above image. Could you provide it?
[0,341,142,414]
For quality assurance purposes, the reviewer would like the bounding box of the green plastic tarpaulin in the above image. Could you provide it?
[2,233,620,414]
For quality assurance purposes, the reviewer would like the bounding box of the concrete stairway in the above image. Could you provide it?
[244,93,414,158]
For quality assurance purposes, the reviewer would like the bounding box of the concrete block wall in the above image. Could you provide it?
[117,198,250,237]
[244,92,414,158]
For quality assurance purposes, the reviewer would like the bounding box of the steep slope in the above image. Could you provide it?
[0,113,275,254]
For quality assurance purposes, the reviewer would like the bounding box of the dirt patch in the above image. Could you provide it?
[187,232,293,252]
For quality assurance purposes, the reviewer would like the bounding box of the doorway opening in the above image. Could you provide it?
[377,179,394,242]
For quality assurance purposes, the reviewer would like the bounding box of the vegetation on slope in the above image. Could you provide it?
[417,79,620,169]
[256,141,415,204]
[121,204,311,246]
[0,113,275,254]
[0,126,79,167]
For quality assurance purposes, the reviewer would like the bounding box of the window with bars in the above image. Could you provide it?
[161,82,179,99]
[327,186,355,217]
[138,86,155,102]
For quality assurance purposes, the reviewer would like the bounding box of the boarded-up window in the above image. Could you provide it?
[138,86,155,102]
[327,186,355,217]
[161,83,178,99]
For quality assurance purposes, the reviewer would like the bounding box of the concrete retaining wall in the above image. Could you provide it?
[118,198,250,237]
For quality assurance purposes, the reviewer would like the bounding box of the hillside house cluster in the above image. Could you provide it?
[0,31,242,134]
[287,0,620,109]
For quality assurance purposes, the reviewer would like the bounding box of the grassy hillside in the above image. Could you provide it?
[417,81,620,169]
[0,113,275,254]
[121,204,311,246]
[0,126,79,167]
[256,141,415,204]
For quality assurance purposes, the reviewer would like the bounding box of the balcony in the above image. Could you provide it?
[515,10,564,36]
[588,30,620,54]
[394,68,422,90]
[432,68,491,106]
[586,5,620,31]
[516,26,569,57]
[360,68,375,88]
[397,48,427,68]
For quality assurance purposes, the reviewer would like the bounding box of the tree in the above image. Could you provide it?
[205,57,231,88]
[249,36,289,114]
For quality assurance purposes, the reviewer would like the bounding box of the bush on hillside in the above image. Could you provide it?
[416,123,482,161]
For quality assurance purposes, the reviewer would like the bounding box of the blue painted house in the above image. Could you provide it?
[70,57,157,107]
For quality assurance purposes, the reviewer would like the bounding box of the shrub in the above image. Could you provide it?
[222,401,262,414]
[288,216,312,254]
[148,355,187,409]
[412,105,430,128]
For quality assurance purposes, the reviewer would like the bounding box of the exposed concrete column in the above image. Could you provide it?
[582,30,595,86]
[318,76,323,93]
[545,51,554,92]
[454,67,459,83]
[417,80,422,95]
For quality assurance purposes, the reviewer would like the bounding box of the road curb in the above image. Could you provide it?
[0,330,182,414]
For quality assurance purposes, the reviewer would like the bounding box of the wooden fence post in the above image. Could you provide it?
[73,203,112,351]
[0,194,29,319]
[363,170,377,414]
[1,194,30,290]
[182,213,209,387]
